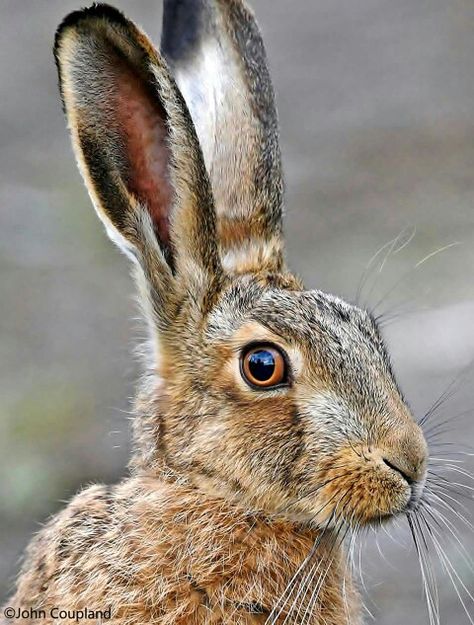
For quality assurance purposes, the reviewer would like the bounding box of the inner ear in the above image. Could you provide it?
[112,58,173,254]
[85,40,174,265]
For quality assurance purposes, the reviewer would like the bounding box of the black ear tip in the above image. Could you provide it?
[53,3,131,111]
[54,3,128,58]
[161,0,205,62]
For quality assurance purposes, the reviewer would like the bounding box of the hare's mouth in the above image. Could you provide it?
[289,444,427,528]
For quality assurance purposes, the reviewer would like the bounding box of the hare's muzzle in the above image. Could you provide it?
[310,420,428,527]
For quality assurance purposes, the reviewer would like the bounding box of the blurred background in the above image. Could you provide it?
[1,1,473,623]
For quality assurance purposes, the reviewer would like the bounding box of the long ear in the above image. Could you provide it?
[161,0,284,274]
[54,4,222,330]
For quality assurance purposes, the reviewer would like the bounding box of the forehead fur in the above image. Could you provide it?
[208,275,383,350]
[206,275,399,411]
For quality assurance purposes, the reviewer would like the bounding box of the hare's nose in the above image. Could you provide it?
[381,426,428,486]
[381,452,427,510]
[382,457,415,485]
[382,457,425,490]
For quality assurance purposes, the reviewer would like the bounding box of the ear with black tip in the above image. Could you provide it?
[54,3,222,328]
[161,0,284,275]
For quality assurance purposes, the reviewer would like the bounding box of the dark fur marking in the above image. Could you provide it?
[156,413,169,463]
[102,484,114,508]
[161,0,206,62]
[78,130,130,236]
[186,460,246,496]
[185,573,211,608]
[57,489,110,562]
[234,601,269,615]
[334,306,350,323]
[57,536,71,561]
[280,409,305,488]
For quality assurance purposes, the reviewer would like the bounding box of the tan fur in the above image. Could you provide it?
[9,475,360,625]
[4,3,429,624]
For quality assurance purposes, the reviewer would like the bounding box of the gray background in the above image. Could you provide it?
[1,1,473,623]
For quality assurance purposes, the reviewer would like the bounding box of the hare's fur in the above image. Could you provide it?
[11,476,359,624]
[5,1,428,623]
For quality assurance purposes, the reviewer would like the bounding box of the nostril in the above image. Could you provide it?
[382,458,414,485]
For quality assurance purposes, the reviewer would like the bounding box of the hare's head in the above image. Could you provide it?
[55,1,427,528]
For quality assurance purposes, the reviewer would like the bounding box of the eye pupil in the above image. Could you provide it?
[248,349,276,382]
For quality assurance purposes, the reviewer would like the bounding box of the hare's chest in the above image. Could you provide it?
[129,483,351,623]
[172,563,358,625]
[173,574,325,625]
[194,597,270,624]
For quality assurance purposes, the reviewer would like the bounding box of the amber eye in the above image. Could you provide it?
[241,345,287,388]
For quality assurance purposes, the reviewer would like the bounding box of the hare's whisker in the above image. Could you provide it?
[281,469,355,513]
[428,466,474,490]
[301,508,353,625]
[419,509,474,624]
[266,500,340,624]
[420,501,474,573]
[427,472,474,499]
[423,408,474,437]
[433,463,474,480]
[425,488,474,532]
[407,513,440,625]
[355,232,401,306]
[297,521,345,625]
[356,226,416,308]
[416,513,442,625]
[427,441,474,454]
[342,527,359,624]
[270,488,351,625]
[426,481,473,515]
[429,456,464,463]
[420,363,474,429]
[427,483,473,507]
[370,241,460,317]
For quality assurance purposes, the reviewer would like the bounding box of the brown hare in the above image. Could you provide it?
[8,1,464,623]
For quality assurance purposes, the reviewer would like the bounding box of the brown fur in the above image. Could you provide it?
[5,3,428,624]
[9,476,359,624]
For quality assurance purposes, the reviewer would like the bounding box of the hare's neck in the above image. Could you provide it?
[130,474,358,624]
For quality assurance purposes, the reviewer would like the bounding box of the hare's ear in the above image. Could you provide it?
[162,0,284,274]
[54,4,221,327]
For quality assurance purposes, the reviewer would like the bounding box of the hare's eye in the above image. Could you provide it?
[241,345,287,389]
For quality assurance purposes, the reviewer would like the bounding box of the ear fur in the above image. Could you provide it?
[161,0,284,274]
[54,3,222,328]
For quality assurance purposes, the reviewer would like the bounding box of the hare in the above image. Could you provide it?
[4,1,429,624]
